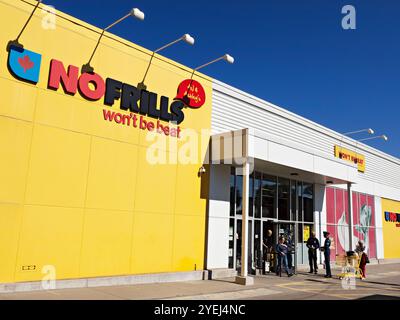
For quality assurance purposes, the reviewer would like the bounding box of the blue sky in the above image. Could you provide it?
[47,0,399,158]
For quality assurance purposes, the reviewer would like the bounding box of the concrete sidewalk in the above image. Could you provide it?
[1,263,400,300]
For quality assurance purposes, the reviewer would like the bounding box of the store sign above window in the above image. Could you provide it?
[7,45,206,129]
[334,145,365,173]
[384,211,400,227]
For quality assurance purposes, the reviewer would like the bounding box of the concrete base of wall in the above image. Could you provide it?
[0,270,206,293]
[235,276,254,286]
[377,258,400,265]
[207,268,238,280]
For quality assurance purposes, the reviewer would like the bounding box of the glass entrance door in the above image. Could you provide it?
[234,218,253,274]
[235,219,242,273]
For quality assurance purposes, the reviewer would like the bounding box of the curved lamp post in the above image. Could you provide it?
[7,0,43,51]
[194,54,234,71]
[358,135,388,142]
[82,8,145,74]
[138,34,195,91]
[343,128,374,136]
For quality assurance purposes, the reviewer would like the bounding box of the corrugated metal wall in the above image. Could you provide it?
[212,81,400,190]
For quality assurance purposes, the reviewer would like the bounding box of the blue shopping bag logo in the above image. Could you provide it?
[8,46,42,84]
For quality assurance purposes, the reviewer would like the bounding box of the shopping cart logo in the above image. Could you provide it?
[7,46,42,84]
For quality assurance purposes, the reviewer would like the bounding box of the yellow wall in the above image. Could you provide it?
[0,0,212,283]
[381,198,400,259]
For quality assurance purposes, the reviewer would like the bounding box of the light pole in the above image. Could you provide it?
[7,0,42,51]
[343,128,374,136]
[193,54,235,72]
[154,34,195,53]
[358,135,388,142]
[138,34,195,91]
[81,8,145,74]
[182,54,234,97]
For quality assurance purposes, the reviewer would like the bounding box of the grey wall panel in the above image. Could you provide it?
[212,82,400,190]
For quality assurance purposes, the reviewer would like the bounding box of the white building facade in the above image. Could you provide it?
[206,79,400,275]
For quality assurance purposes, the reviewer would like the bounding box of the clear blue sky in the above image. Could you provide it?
[47,0,400,158]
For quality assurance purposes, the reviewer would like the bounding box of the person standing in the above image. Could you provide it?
[321,231,332,278]
[355,240,368,279]
[306,231,320,274]
[262,229,273,274]
[284,234,294,273]
[275,237,293,277]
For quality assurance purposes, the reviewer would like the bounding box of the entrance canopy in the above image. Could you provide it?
[210,128,359,185]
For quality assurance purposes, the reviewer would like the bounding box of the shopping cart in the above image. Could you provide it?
[335,251,363,280]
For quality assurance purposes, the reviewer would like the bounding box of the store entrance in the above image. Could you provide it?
[233,219,301,275]
[252,221,297,275]
[229,168,315,275]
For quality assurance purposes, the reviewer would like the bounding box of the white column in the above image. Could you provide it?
[235,160,253,285]
[314,184,326,265]
[240,161,250,278]
[347,182,354,250]
[374,196,385,260]
[234,130,253,286]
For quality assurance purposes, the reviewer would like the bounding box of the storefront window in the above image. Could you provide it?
[297,182,303,222]
[235,174,243,216]
[230,168,235,217]
[228,218,235,268]
[254,172,262,218]
[291,181,297,221]
[249,173,254,217]
[254,220,261,269]
[303,183,314,222]
[262,174,276,219]
[278,177,290,221]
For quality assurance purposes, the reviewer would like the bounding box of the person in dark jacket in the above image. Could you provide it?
[262,229,273,274]
[284,234,294,272]
[321,231,332,278]
[275,237,293,277]
[306,231,320,274]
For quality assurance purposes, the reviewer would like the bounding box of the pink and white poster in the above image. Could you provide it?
[326,187,376,259]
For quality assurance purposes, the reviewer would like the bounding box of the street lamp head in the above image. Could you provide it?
[182,34,195,45]
[368,128,374,135]
[382,135,388,141]
[224,54,234,64]
[130,8,145,20]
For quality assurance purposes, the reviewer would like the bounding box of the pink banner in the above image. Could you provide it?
[352,192,359,226]
[325,188,376,258]
[344,190,349,224]
[335,189,345,225]
[326,187,335,224]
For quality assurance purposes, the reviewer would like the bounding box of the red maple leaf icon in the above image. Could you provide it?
[18,55,34,73]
